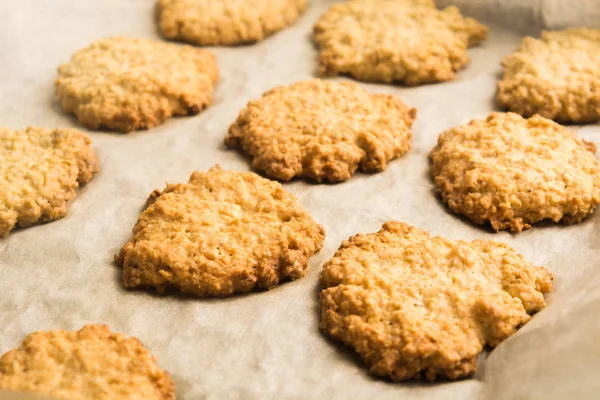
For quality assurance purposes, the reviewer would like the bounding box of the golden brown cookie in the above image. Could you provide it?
[116,166,325,297]
[430,112,600,232]
[56,37,218,133]
[0,324,174,400]
[0,127,99,237]
[320,221,553,381]
[226,79,416,182]
[313,0,487,85]
[498,29,600,123]
[158,0,307,46]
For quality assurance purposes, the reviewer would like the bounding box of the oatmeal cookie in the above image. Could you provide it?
[226,79,416,182]
[116,166,325,296]
[0,127,99,237]
[320,222,553,381]
[498,29,600,123]
[0,324,174,400]
[313,0,487,85]
[430,112,600,232]
[56,37,218,132]
[158,0,307,46]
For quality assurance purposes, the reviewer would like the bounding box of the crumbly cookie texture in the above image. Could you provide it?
[313,0,487,85]
[320,221,553,381]
[158,0,307,46]
[226,79,416,182]
[0,127,99,237]
[430,112,600,232]
[0,324,174,400]
[56,37,218,133]
[498,29,600,123]
[116,166,325,297]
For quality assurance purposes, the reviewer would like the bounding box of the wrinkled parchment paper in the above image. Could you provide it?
[1,1,599,399]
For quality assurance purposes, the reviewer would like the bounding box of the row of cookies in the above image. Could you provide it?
[158,0,487,85]
[314,0,600,124]
[53,0,600,135]
[0,167,553,397]
[4,79,598,237]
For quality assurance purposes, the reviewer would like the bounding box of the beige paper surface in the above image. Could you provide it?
[1,1,599,399]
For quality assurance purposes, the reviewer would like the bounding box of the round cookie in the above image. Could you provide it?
[498,29,600,123]
[116,166,325,297]
[56,37,218,133]
[0,324,174,399]
[158,0,307,46]
[320,221,553,381]
[0,126,99,237]
[430,112,600,232]
[226,79,417,182]
[313,0,488,85]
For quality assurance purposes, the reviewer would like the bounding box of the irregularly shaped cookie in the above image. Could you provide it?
[0,324,174,400]
[320,221,553,381]
[430,112,600,232]
[56,37,218,133]
[0,127,99,237]
[158,0,307,46]
[498,29,600,123]
[116,166,325,297]
[313,0,488,85]
[226,79,416,182]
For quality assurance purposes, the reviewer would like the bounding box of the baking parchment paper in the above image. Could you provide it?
[1,1,599,399]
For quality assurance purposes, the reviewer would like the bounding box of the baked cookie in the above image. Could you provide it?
[313,0,487,85]
[0,127,99,237]
[430,112,600,232]
[226,79,416,182]
[320,221,553,381]
[116,166,325,297]
[56,37,218,133]
[158,0,307,46]
[0,324,174,400]
[498,29,600,123]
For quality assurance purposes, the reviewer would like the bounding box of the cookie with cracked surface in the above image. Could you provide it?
[313,0,488,85]
[226,79,416,182]
[56,37,218,133]
[116,166,325,297]
[158,0,307,46]
[498,29,600,123]
[430,112,600,232]
[320,221,553,381]
[0,127,99,237]
[0,324,174,400]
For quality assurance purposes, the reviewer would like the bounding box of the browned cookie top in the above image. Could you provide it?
[158,0,307,46]
[498,28,600,123]
[0,324,174,400]
[56,37,218,133]
[116,166,325,297]
[313,0,487,85]
[430,112,600,232]
[226,79,416,182]
[320,222,552,381]
[0,126,99,237]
